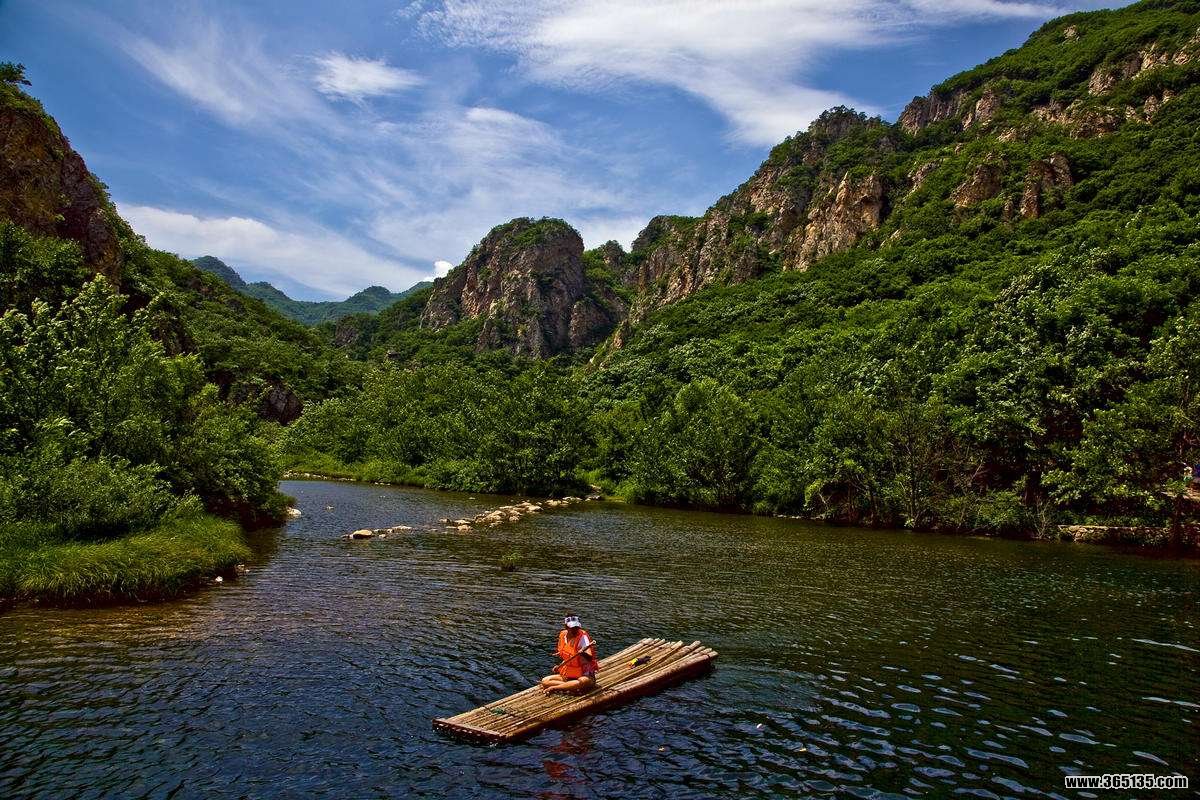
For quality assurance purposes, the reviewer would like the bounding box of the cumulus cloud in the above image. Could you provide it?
[313,53,422,100]
[433,259,454,276]
[120,204,428,297]
[416,0,1067,144]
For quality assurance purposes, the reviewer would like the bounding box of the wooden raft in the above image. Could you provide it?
[433,638,717,742]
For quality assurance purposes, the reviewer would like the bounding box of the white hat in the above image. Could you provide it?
[563,615,581,628]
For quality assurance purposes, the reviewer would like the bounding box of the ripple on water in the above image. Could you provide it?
[0,479,1197,799]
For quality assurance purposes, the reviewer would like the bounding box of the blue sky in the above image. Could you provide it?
[3,0,1120,299]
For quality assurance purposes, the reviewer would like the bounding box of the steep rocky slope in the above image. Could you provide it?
[411,3,1199,356]
[0,80,128,280]
[617,9,1199,326]
[422,218,625,357]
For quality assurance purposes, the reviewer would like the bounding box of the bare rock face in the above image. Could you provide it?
[963,88,1001,129]
[1126,89,1177,123]
[421,218,623,357]
[332,316,366,348]
[1019,154,1073,220]
[0,97,125,278]
[898,89,966,135]
[795,173,885,270]
[1088,53,1147,95]
[907,160,942,195]
[951,161,1005,208]
[1088,33,1199,96]
[259,384,303,424]
[623,109,892,320]
[1033,99,1122,138]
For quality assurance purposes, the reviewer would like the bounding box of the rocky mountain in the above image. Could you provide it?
[0,76,129,281]
[191,255,430,325]
[422,218,626,357]
[414,2,1199,358]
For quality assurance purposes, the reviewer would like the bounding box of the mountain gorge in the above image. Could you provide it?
[2,0,1199,557]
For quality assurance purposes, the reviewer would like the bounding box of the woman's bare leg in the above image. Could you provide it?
[540,675,565,690]
[545,674,595,693]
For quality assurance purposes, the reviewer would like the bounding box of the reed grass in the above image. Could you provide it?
[0,514,250,605]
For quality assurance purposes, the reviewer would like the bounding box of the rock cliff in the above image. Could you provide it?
[0,86,127,279]
[421,218,625,357]
[621,108,895,321]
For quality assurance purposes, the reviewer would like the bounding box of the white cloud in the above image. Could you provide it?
[313,53,422,100]
[109,12,659,285]
[433,259,454,276]
[120,204,428,297]
[417,0,1067,145]
[121,16,335,131]
[103,1,1083,297]
[366,103,635,265]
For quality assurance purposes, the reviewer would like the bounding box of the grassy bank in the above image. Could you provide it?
[285,454,431,487]
[0,514,251,606]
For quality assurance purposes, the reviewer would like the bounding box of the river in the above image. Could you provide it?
[1,480,1196,798]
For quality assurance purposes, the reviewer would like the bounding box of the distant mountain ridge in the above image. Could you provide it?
[191,255,430,325]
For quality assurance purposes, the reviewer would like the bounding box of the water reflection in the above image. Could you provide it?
[0,479,1196,799]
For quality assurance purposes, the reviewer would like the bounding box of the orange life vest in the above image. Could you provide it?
[555,628,597,679]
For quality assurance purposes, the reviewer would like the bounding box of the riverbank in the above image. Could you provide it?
[0,514,250,607]
[285,456,430,488]
[285,466,1198,551]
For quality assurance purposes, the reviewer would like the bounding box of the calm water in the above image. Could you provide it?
[1,480,1197,799]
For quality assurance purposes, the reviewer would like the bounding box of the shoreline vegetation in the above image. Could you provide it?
[6,2,1200,607]
[0,513,249,607]
[282,467,1197,552]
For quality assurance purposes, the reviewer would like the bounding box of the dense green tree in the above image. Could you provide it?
[0,276,286,535]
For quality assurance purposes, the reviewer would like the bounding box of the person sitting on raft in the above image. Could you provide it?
[540,614,598,693]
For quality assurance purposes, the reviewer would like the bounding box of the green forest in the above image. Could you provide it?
[2,0,1199,603]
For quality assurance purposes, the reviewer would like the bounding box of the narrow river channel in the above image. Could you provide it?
[1,480,1196,798]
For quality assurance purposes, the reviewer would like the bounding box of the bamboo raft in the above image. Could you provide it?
[434,638,718,742]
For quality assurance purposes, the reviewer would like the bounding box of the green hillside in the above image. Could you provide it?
[191,255,430,325]
[1,0,1198,601]
[290,0,1200,543]
[0,65,357,602]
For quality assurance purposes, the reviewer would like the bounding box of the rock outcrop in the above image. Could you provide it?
[421,218,625,357]
[389,17,1200,359]
[951,161,1005,208]
[621,108,894,320]
[259,384,303,424]
[795,173,885,270]
[0,91,126,278]
[907,160,941,195]
[1087,33,1199,96]
[898,89,966,135]
[1032,99,1122,138]
[962,88,1001,129]
[1019,154,1072,220]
